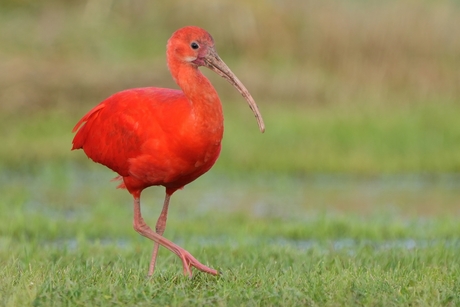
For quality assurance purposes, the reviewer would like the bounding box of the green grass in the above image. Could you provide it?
[1,164,460,306]
[3,235,459,306]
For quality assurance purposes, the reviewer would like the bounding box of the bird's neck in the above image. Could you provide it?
[169,60,224,136]
[170,61,217,101]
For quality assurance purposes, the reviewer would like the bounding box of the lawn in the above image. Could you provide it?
[1,162,459,306]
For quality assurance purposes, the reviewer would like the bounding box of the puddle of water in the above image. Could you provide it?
[36,236,460,254]
[2,164,460,221]
[272,237,460,252]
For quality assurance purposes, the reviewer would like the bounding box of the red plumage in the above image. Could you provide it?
[72,87,222,194]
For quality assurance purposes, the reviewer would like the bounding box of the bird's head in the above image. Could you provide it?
[167,26,215,66]
[167,26,265,133]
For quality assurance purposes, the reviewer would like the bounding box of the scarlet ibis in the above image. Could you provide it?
[72,26,265,277]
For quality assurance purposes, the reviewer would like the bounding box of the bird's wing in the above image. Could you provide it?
[72,87,189,178]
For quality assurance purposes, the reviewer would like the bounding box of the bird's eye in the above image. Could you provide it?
[190,42,199,50]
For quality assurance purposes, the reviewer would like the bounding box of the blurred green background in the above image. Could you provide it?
[1,0,460,175]
[1,0,460,208]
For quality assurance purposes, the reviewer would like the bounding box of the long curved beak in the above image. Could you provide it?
[203,48,265,133]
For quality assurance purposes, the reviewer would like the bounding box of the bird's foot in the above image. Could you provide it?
[178,249,218,278]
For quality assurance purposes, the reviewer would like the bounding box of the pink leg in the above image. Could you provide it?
[132,196,218,278]
[148,193,171,276]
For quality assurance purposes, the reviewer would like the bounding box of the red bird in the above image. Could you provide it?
[72,26,265,277]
